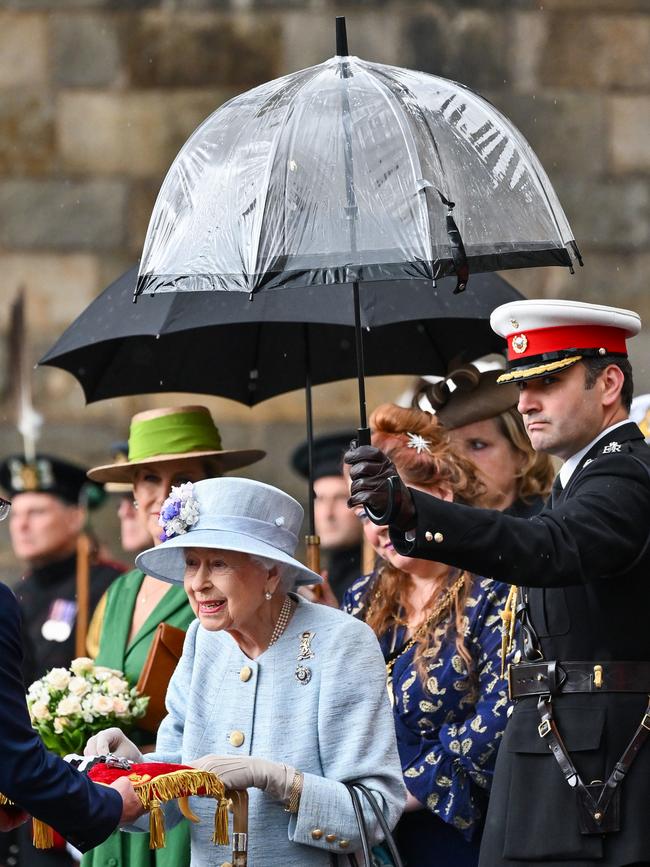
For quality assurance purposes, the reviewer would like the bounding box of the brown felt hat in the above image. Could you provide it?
[88,406,265,483]
[417,365,519,430]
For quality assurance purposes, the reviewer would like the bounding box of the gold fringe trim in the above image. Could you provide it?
[148,800,165,850]
[33,819,55,849]
[213,797,230,846]
[1,794,54,849]
[130,769,229,849]
[497,356,582,383]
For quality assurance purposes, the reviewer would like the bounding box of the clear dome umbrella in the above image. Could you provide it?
[135,17,581,443]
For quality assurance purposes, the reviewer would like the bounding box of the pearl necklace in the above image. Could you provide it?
[268,595,295,647]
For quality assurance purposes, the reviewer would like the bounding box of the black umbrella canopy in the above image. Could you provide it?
[41,268,523,407]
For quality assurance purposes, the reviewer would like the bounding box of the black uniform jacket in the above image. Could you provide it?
[392,423,650,866]
[0,582,122,851]
[16,554,120,687]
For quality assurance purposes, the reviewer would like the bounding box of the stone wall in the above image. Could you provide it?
[0,0,649,577]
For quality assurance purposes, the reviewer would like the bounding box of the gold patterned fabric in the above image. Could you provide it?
[343,573,515,840]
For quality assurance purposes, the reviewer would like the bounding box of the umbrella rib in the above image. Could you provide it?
[248,67,323,288]
[361,63,433,264]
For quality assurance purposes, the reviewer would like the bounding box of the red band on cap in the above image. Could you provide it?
[506,324,628,361]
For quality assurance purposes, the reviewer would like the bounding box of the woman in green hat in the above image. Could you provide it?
[82,405,265,867]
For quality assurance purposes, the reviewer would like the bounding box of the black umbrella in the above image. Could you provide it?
[41,266,522,573]
[42,268,522,406]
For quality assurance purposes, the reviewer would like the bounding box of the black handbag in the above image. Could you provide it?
[330,783,404,867]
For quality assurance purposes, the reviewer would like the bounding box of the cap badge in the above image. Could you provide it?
[510,319,519,329]
[9,458,54,493]
[511,334,528,354]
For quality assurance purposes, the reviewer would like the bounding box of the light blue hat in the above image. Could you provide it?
[135,477,322,587]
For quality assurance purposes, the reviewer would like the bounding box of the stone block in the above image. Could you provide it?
[126,10,282,88]
[283,8,402,70]
[608,97,650,174]
[58,91,172,177]
[0,88,56,175]
[510,11,548,92]
[127,179,160,254]
[0,179,128,250]
[488,91,608,175]
[0,12,48,86]
[403,9,511,91]
[52,13,123,86]
[538,14,650,90]
[556,176,650,250]
[0,253,101,333]
[499,250,650,326]
[58,89,233,178]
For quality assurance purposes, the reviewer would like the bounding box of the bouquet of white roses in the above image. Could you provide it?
[26,657,148,757]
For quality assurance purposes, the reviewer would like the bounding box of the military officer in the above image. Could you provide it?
[291,432,363,602]
[0,455,121,689]
[346,299,650,867]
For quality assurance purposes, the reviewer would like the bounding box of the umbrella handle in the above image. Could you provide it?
[356,426,371,447]
[305,535,323,599]
[364,476,398,526]
[228,789,249,867]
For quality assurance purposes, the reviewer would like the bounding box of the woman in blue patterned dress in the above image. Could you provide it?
[344,403,513,867]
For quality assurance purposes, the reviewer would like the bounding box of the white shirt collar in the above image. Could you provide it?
[558,419,630,489]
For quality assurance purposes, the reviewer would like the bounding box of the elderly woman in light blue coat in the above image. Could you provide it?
[86,477,405,866]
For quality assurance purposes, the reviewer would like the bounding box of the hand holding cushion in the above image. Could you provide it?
[188,755,295,804]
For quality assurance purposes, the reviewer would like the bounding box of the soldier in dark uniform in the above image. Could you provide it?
[0,455,122,867]
[346,299,650,867]
[291,432,362,602]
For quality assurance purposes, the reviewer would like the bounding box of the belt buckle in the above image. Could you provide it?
[538,719,551,738]
[506,663,513,700]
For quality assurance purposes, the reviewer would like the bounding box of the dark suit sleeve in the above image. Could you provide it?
[391,453,650,588]
[0,583,122,851]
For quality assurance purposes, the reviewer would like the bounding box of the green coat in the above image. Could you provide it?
[82,569,195,867]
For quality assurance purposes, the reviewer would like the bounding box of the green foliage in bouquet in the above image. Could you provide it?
[26,657,149,757]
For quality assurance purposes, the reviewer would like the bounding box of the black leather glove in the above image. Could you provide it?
[344,445,417,531]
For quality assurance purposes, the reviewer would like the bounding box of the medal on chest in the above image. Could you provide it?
[41,599,77,642]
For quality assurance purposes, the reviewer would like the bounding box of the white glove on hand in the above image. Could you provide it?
[84,727,143,762]
[188,755,295,804]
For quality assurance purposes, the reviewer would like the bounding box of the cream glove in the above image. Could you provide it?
[84,727,143,762]
[188,755,296,804]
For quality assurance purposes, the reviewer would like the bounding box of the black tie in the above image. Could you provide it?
[550,474,563,507]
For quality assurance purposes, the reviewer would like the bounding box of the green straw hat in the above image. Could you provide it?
[87,406,265,484]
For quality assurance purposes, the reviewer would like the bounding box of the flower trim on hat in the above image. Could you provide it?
[496,355,582,384]
[159,483,200,542]
[406,432,432,455]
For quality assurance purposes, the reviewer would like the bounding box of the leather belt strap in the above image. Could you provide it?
[510,660,650,698]
[537,693,650,831]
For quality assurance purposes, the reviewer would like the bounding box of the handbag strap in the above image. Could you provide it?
[345,783,372,867]
[352,784,404,867]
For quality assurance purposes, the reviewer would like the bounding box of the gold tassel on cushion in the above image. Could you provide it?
[32,819,54,849]
[213,797,230,846]
[148,799,166,850]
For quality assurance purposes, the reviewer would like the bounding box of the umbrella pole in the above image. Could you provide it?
[336,19,370,448]
[353,281,371,446]
[303,328,321,579]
